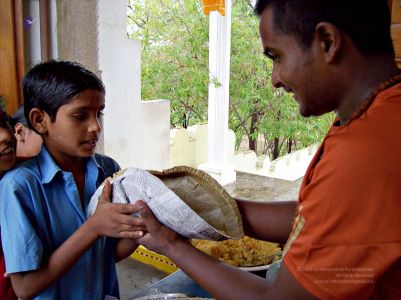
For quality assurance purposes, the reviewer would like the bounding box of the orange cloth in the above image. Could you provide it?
[284,83,401,299]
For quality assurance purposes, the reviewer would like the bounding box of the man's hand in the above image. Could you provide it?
[129,201,315,300]
[88,180,146,239]
[132,200,185,256]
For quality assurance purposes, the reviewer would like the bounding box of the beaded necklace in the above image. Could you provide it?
[349,71,401,123]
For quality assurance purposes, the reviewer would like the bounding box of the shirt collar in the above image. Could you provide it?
[39,146,62,184]
[39,146,102,184]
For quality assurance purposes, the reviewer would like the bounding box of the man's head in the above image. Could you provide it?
[0,109,17,175]
[255,0,395,118]
[255,0,393,56]
[23,60,105,130]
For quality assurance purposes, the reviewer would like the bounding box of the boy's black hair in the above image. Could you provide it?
[23,60,105,129]
[255,0,394,56]
[0,108,12,129]
[12,105,27,127]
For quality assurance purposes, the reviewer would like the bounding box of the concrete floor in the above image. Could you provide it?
[224,171,302,202]
[116,171,302,299]
[117,257,167,300]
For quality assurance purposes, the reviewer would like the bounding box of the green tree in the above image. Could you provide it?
[229,0,333,159]
[128,0,209,128]
[128,0,332,159]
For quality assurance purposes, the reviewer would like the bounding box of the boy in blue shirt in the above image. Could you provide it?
[0,60,141,299]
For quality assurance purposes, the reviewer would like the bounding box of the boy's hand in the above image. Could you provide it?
[88,180,146,239]
[133,200,185,256]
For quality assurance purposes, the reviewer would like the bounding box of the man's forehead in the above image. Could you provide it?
[259,7,277,36]
[259,7,280,47]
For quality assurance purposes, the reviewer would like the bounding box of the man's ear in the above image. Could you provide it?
[14,123,25,141]
[315,22,342,63]
[29,108,48,134]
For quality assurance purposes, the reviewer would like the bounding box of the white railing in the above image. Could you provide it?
[170,124,318,181]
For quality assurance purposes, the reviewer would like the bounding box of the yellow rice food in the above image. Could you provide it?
[191,236,281,267]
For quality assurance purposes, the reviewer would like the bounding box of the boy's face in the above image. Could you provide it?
[41,89,105,165]
[0,111,17,174]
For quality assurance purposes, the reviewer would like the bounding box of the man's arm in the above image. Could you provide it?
[8,181,140,299]
[236,199,296,244]
[134,201,315,300]
[160,238,315,300]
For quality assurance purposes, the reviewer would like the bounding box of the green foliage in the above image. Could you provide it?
[128,0,209,128]
[127,0,332,159]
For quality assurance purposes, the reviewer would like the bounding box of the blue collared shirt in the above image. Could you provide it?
[0,147,120,300]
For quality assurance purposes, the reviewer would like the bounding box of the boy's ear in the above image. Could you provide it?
[29,108,48,134]
[14,123,25,141]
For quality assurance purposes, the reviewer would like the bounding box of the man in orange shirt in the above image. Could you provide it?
[131,0,401,299]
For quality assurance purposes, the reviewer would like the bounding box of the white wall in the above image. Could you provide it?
[137,99,170,170]
[187,124,208,166]
[97,0,170,170]
[170,124,235,169]
[169,128,195,167]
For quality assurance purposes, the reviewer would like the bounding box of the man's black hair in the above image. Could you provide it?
[255,0,394,56]
[22,60,105,129]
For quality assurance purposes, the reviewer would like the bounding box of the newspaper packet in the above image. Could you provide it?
[88,166,243,240]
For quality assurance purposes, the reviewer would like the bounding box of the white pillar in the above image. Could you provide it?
[199,0,236,185]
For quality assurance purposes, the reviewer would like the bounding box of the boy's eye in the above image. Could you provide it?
[97,111,104,118]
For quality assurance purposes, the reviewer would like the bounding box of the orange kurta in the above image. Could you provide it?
[284,82,401,299]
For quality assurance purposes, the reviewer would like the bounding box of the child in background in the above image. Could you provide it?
[11,105,42,160]
[0,110,17,178]
[0,108,17,299]
[0,60,141,300]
